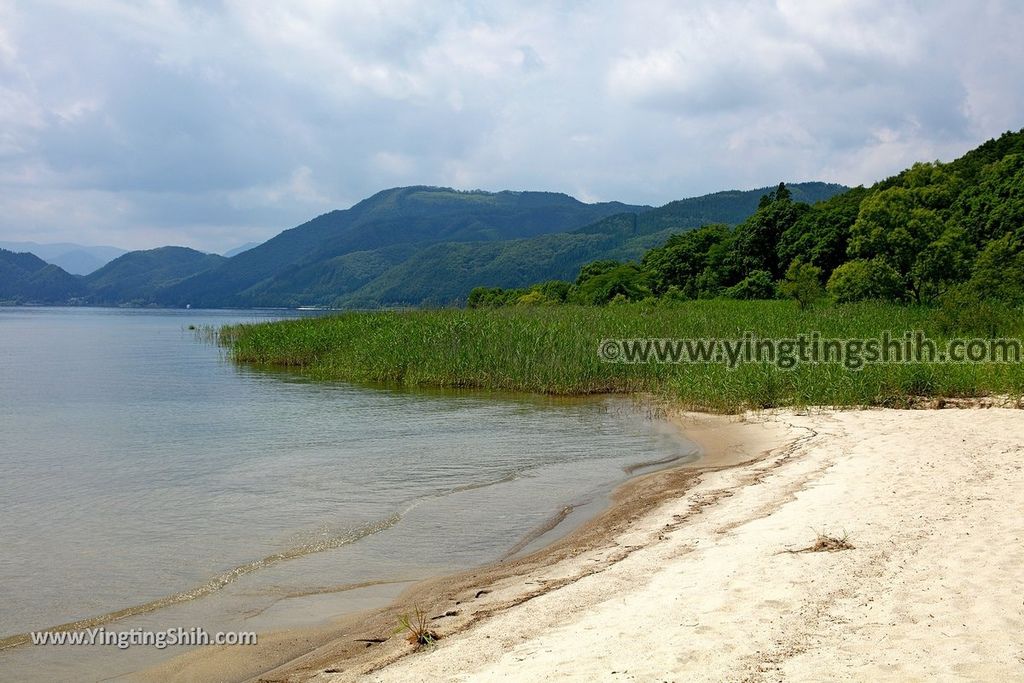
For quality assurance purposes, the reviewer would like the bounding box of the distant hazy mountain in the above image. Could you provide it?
[84,247,226,305]
[222,241,262,258]
[0,248,88,303]
[0,241,127,275]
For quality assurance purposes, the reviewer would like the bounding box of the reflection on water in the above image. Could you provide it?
[0,307,696,681]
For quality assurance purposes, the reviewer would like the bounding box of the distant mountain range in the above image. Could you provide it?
[0,182,847,307]
[0,241,127,275]
[222,242,261,258]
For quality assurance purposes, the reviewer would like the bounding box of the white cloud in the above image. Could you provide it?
[0,0,1022,251]
[371,151,416,177]
[228,166,333,209]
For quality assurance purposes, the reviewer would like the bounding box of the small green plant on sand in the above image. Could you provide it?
[394,606,440,647]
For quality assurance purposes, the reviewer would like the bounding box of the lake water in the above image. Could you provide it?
[0,307,697,681]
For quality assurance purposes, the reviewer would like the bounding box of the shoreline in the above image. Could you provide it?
[137,410,792,682]
[363,406,1024,681]
[138,404,1024,682]
[0,392,696,681]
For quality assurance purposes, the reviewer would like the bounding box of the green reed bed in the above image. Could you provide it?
[223,300,1024,412]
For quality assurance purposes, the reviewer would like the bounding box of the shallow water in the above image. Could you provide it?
[0,307,696,681]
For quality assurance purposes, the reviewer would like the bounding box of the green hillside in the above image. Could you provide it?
[156,187,650,308]
[336,230,674,308]
[0,249,87,303]
[0,183,846,308]
[85,247,225,305]
[474,129,1024,309]
[334,182,847,307]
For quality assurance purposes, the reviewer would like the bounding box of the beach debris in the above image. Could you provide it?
[354,637,388,648]
[474,589,491,599]
[785,529,855,553]
[431,610,460,620]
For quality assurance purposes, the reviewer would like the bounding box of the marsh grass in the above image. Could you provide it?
[190,324,222,344]
[222,300,1024,412]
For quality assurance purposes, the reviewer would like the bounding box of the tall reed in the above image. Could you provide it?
[224,300,1024,412]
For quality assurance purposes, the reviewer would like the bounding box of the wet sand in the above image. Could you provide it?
[136,410,787,682]
[143,406,1024,682]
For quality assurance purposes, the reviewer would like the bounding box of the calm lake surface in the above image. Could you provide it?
[0,307,697,681]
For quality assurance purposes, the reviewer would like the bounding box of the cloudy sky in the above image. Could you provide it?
[1,1,1022,253]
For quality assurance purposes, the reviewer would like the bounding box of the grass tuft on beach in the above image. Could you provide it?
[222,300,1024,412]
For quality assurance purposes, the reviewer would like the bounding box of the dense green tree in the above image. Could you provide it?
[723,270,776,300]
[898,162,961,210]
[571,263,653,304]
[826,258,905,303]
[943,128,1024,183]
[966,234,1024,304]
[515,290,549,306]
[951,153,1024,246]
[575,259,623,285]
[911,226,975,301]
[777,187,869,278]
[534,279,572,303]
[469,280,572,307]
[779,259,824,309]
[848,182,952,302]
[641,224,731,297]
[467,286,526,307]
[758,182,792,208]
[695,233,739,296]
[729,184,810,279]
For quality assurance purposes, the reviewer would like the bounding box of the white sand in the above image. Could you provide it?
[348,408,1024,682]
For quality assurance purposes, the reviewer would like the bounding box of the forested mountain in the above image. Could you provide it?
[0,249,88,303]
[170,182,844,308]
[85,247,226,305]
[336,182,846,307]
[0,182,845,307]
[154,187,651,308]
[471,129,1024,309]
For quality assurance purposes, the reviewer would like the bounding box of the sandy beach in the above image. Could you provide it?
[145,406,1024,682]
